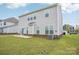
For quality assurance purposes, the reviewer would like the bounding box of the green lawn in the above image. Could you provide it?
[0,34,79,55]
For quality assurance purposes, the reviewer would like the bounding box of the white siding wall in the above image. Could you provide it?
[18,4,63,35]
[0,21,16,33]
[3,22,14,27]
[0,21,18,33]
[3,24,18,33]
[0,21,14,27]
[57,5,63,35]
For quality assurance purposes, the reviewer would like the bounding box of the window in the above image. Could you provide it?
[4,22,6,25]
[45,26,49,34]
[27,27,28,34]
[50,30,53,34]
[34,16,36,20]
[21,28,25,35]
[28,16,36,21]
[28,17,32,21]
[36,26,39,34]
[31,17,32,20]
[45,13,49,17]
[45,30,48,34]
[28,18,30,21]
[37,30,39,34]
[50,25,53,34]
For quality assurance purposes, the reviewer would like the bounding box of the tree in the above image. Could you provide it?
[75,29,79,33]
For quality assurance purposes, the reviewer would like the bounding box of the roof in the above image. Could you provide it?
[0,20,2,22]
[3,17,18,23]
[0,17,18,29]
[19,3,59,18]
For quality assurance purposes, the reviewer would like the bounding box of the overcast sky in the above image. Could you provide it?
[0,3,79,26]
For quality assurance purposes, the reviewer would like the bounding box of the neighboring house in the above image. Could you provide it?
[0,17,18,34]
[69,25,75,33]
[63,24,76,34]
[18,3,63,38]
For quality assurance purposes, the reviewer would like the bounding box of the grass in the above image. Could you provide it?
[0,34,79,55]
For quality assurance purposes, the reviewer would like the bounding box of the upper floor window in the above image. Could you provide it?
[28,16,36,21]
[45,13,49,17]
[31,17,32,20]
[28,18,30,21]
[34,16,36,20]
